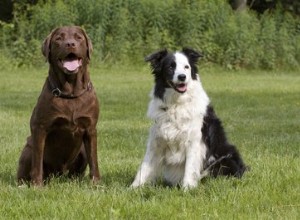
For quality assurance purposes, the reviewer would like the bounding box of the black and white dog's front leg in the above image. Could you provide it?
[131,137,162,188]
[182,140,207,189]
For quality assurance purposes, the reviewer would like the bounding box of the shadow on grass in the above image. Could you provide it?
[0,171,17,186]
[101,168,135,188]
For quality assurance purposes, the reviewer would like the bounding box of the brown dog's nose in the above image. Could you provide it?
[65,41,76,48]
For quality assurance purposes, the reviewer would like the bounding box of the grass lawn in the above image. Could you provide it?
[0,65,299,219]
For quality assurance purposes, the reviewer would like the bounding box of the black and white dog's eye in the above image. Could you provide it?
[169,62,176,70]
[184,65,189,69]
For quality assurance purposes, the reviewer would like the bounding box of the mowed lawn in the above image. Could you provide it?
[0,65,299,219]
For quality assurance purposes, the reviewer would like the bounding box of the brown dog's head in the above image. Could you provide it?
[42,26,92,75]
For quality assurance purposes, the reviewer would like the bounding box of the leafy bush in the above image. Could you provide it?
[0,0,299,69]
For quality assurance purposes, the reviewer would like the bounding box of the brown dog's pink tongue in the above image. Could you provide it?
[63,60,80,71]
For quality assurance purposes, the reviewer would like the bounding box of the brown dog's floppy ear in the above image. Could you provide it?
[42,28,59,62]
[86,36,93,60]
[80,27,93,60]
[145,49,168,71]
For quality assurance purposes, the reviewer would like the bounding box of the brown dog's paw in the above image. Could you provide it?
[91,175,101,185]
[18,182,29,189]
[31,179,44,187]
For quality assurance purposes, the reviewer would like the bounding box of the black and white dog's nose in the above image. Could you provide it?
[178,74,186,82]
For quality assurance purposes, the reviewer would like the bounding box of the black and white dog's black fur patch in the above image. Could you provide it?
[131,48,246,189]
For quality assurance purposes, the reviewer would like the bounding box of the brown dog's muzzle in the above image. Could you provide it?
[58,39,84,74]
[59,52,82,73]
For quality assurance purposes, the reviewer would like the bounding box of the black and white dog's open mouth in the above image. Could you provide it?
[168,81,187,93]
[175,83,187,93]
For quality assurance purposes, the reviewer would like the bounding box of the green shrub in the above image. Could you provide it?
[1,0,298,69]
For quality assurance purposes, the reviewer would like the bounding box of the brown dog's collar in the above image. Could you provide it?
[48,77,92,99]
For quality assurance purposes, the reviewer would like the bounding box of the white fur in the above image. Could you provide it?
[172,52,191,83]
[131,53,210,189]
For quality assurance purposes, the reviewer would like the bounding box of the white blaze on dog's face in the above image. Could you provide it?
[171,52,192,93]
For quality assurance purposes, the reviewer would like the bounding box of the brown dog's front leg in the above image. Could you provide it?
[84,128,100,184]
[30,128,46,186]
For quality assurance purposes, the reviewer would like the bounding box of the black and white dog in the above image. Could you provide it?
[131,48,247,189]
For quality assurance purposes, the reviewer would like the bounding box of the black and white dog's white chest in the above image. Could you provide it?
[152,100,204,143]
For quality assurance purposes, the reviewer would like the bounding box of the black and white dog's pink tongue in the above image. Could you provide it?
[63,60,80,71]
[177,84,187,92]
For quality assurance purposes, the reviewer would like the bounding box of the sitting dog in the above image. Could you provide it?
[131,48,247,189]
[17,26,100,186]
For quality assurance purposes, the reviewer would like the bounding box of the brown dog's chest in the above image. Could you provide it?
[50,98,95,132]
[51,115,91,134]
[33,91,98,133]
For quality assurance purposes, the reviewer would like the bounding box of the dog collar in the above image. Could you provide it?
[48,77,92,99]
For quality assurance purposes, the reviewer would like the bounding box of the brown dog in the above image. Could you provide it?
[17,26,100,186]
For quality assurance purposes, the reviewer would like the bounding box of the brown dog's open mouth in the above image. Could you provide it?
[60,53,82,73]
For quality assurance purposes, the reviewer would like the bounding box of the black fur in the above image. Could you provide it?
[202,105,247,177]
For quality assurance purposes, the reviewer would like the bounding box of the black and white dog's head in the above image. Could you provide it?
[145,48,203,99]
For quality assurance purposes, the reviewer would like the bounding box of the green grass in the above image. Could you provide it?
[0,65,299,219]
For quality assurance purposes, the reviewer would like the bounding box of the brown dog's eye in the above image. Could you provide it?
[55,33,65,41]
[75,34,83,41]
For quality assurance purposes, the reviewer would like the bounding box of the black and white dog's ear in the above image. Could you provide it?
[182,48,203,63]
[145,49,168,70]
